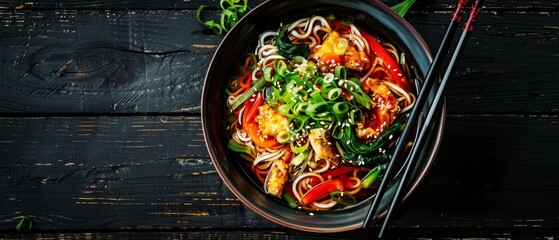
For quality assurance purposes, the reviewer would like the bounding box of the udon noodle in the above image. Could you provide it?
[226,15,416,211]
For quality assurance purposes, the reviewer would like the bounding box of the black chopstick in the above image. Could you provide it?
[362,0,471,230]
[375,0,486,238]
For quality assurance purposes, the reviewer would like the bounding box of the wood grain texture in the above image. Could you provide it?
[0,10,219,113]
[0,10,557,113]
[1,114,558,231]
[0,0,557,10]
[2,229,559,240]
[1,0,558,237]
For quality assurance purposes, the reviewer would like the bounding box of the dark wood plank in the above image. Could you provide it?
[2,229,558,240]
[396,114,559,228]
[1,10,557,113]
[0,116,274,230]
[0,0,555,10]
[408,11,559,114]
[0,10,219,113]
[1,114,558,231]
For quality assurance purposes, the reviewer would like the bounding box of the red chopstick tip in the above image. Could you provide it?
[464,0,484,31]
[450,0,468,22]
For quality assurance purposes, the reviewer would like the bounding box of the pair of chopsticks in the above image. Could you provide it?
[362,0,486,237]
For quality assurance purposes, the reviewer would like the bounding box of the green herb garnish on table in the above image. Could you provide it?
[196,0,250,34]
[391,0,417,17]
[15,216,32,231]
[196,0,416,35]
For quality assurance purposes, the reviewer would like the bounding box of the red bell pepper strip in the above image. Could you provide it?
[308,166,362,187]
[323,166,363,189]
[308,176,320,187]
[300,179,345,206]
[329,20,351,35]
[338,174,354,189]
[321,166,360,180]
[360,31,411,92]
[242,92,281,148]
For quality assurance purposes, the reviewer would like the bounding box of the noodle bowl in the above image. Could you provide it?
[201,0,444,232]
[226,15,417,211]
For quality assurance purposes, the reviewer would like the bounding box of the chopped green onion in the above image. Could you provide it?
[229,78,269,112]
[323,73,335,83]
[283,191,299,208]
[276,131,291,143]
[290,56,307,67]
[228,139,251,154]
[327,88,342,100]
[338,79,374,109]
[334,66,346,80]
[290,150,309,166]
[310,90,325,103]
[274,59,289,76]
[290,139,309,154]
[330,190,357,206]
[304,102,329,118]
[331,102,350,117]
[361,163,388,188]
[332,125,344,140]
[288,115,309,133]
[263,67,273,82]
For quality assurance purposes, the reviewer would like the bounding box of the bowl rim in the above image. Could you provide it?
[201,0,445,233]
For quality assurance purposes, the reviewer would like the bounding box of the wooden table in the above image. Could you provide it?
[1,0,558,239]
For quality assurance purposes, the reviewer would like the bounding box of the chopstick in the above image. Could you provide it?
[362,0,486,236]
[362,0,470,230]
[376,0,485,237]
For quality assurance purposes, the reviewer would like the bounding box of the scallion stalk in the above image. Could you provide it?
[283,191,299,208]
[361,163,388,188]
[227,139,251,154]
[229,77,269,112]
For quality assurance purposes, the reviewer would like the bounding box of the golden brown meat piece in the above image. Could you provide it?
[343,45,371,72]
[310,30,370,72]
[256,104,288,139]
[308,128,340,166]
[355,79,400,140]
[265,160,289,198]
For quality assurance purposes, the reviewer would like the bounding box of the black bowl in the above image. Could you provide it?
[201,0,445,232]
